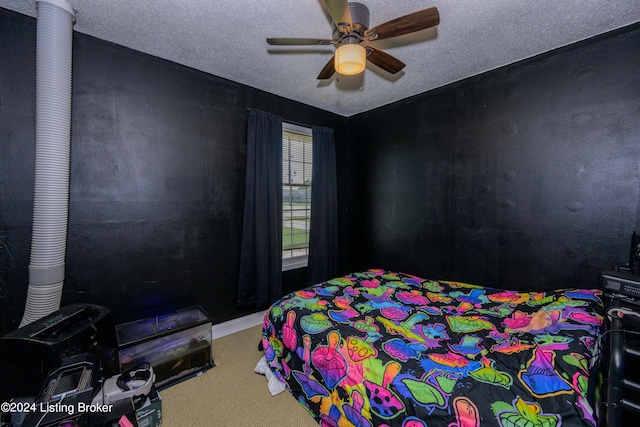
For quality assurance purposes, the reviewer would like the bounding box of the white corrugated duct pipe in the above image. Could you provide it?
[20,0,76,327]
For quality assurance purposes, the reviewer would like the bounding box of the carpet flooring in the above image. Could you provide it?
[161,325,319,426]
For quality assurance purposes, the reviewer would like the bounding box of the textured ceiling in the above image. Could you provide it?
[2,0,639,117]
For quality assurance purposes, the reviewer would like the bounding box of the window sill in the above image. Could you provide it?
[283,255,308,271]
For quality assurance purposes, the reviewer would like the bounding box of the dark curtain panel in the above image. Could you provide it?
[237,109,283,308]
[307,125,339,284]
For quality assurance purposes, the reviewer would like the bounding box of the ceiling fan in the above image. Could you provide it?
[267,0,440,79]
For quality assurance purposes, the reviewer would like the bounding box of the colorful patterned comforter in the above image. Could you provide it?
[261,269,605,427]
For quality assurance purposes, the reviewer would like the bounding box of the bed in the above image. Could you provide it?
[260,269,605,427]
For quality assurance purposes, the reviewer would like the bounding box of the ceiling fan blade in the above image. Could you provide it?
[317,55,336,80]
[267,38,333,46]
[322,0,352,33]
[365,7,439,41]
[366,47,406,74]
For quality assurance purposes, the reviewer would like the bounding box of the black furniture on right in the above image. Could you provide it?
[602,270,640,426]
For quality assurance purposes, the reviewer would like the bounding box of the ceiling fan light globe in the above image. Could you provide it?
[335,44,366,75]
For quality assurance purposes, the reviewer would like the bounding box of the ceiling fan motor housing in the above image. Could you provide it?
[332,2,370,42]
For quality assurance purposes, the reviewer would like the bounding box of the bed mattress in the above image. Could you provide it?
[261,269,604,427]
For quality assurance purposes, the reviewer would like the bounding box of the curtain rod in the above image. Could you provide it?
[246,108,313,133]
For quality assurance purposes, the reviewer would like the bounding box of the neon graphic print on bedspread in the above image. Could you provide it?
[260,269,604,427]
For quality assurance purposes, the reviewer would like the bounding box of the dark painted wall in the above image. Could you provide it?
[2,6,639,335]
[0,8,347,334]
[346,24,640,291]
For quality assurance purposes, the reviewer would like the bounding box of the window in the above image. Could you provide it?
[282,123,312,270]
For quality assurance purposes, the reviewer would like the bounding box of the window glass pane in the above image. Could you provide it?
[282,126,312,263]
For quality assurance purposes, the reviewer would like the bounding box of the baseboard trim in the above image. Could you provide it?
[211,311,265,340]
